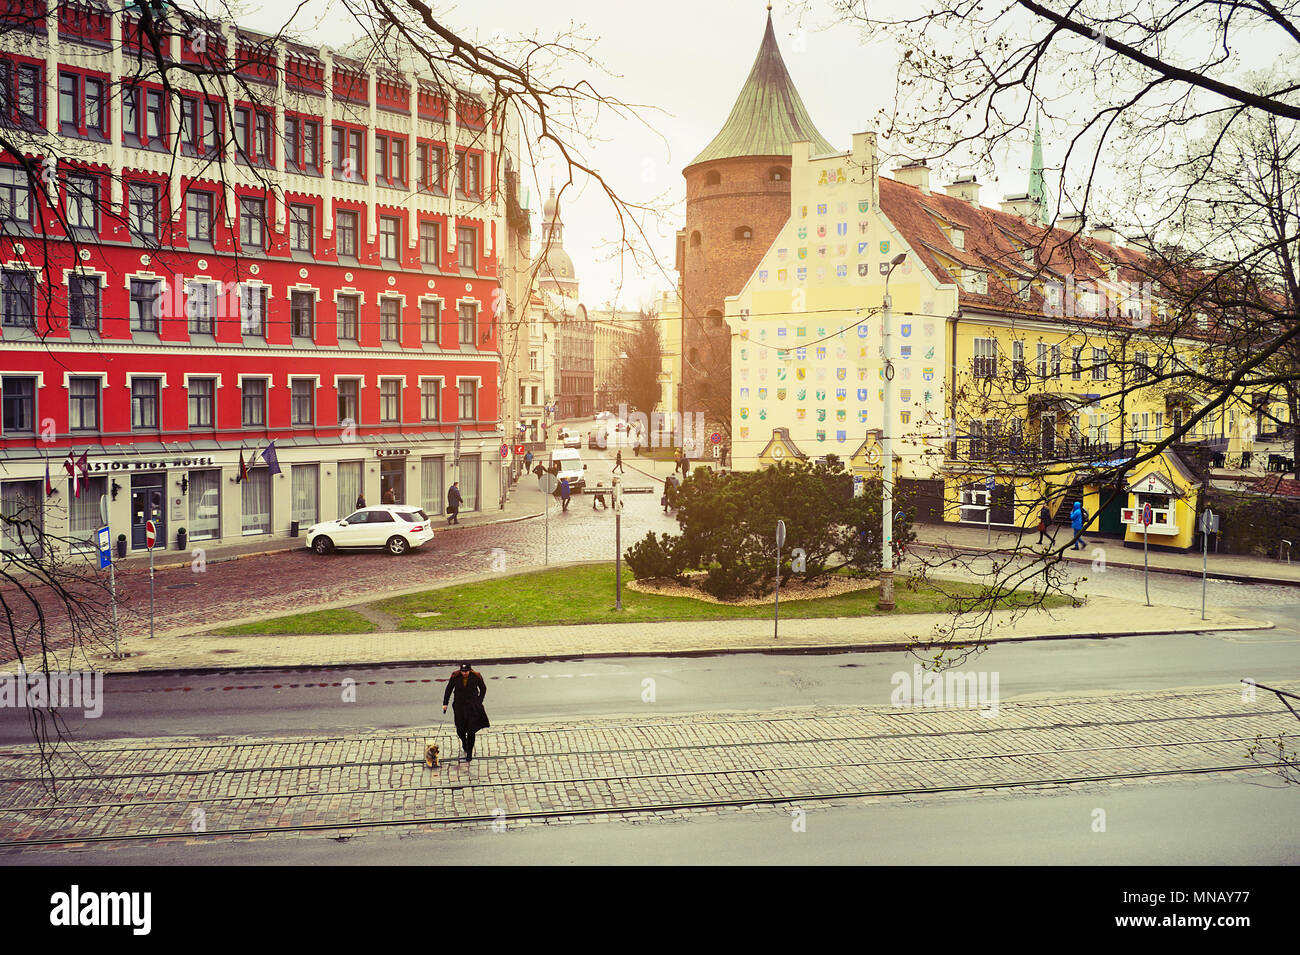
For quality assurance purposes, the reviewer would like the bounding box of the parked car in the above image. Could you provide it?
[306,506,435,556]
[561,429,582,449]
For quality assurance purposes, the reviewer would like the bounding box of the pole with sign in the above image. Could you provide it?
[97,495,121,659]
[774,520,786,639]
[1199,509,1217,621]
[985,475,996,545]
[540,471,556,566]
[614,477,623,610]
[146,519,157,639]
[1141,502,1153,606]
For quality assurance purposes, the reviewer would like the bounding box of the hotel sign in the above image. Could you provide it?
[375,448,411,457]
[86,456,217,473]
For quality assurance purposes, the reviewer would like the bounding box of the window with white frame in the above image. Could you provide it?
[241,285,266,337]
[973,338,997,378]
[380,379,401,423]
[1091,347,1108,380]
[291,378,314,425]
[1,269,34,328]
[241,378,267,427]
[458,379,477,421]
[380,298,401,341]
[130,378,160,430]
[188,377,215,428]
[420,300,440,343]
[421,379,441,422]
[68,274,100,330]
[68,377,99,432]
[186,280,216,335]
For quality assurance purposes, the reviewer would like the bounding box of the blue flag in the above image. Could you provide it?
[261,441,281,477]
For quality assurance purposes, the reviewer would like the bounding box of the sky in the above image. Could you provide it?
[231,0,1058,309]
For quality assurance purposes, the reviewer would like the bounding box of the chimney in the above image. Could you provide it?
[943,174,981,206]
[999,193,1041,222]
[893,160,931,195]
[1091,224,1123,247]
[1056,212,1086,236]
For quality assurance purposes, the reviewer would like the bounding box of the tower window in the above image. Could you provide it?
[705,171,721,186]
[690,230,702,248]
[769,167,788,182]
[707,309,724,328]
[734,226,753,241]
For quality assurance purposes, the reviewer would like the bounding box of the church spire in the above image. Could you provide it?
[1028,116,1048,225]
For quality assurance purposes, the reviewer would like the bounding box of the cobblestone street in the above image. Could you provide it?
[1,683,1294,851]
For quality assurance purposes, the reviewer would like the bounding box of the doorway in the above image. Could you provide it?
[380,459,406,505]
[130,475,166,550]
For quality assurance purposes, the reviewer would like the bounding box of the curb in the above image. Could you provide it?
[913,539,1300,588]
[73,618,1275,678]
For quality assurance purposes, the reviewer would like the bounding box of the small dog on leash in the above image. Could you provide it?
[424,741,440,769]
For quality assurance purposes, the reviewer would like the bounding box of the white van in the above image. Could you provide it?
[549,448,587,492]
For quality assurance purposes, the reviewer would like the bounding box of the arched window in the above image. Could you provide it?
[733,225,753,241]
[707,309,724,328]
[704,171,721,186]
[689,347,699,364]
[690,230,702,248]
[769,167,789,182]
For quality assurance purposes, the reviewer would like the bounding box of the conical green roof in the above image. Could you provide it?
[688,13,835,168]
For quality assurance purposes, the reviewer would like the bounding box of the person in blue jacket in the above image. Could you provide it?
[1070,501,1085,549]
[559,477,572,512]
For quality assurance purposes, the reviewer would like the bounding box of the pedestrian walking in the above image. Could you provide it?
[674,447,683,474]
[442,662,490,763]
[355,493,366,509]
[681,451,690,477]
[662,474,678,514]
[1069,500,1085,550]
[382,485,396,505]
[1037,504,1052,545]
[613,450,625,474]
[591,482,608,510]
[720,444,729,469]
[559,477,572,511]
[524,449,534,471]
[447,481,462,524]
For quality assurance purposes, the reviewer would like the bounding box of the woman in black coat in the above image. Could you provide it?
[442,663,490,761]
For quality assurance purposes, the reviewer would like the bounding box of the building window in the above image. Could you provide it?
[1,480,42,556]
[1071,347,1083,380]
[241,378,267,426]
[291,464,319,527]
[380,379,401,423]
[1134,351,1150,382]
[186,190,214,242]
[337,379,359,424]
[188,468,221,542]
[127,182,158,239]
[421,300,440,343]
[65,173,99,230]
[1,270,35,328]
[1051,344,1062,378]
[458,379,477,421]
[290,290,314,338]
[376,134,405,185]
[733,225,753,240]
[302,119,321,171]
[0,166,32,225]
[1091,347,1108,380]
[420,221,440,265]
[8,63,43,127]
[67,275,100,331]
[291,378,314,425]
[705,171,721,186]
[240,285,266,337]
[336,210,359,257]
[457,226,477,270]
[188,377,215,428]
[186,281,215,335]
[972,338,997,378]
[379,215,401,261]
[417,142,445,190]
[379,298,401,342]
[1,377,36,434]
[458,302,476,345]
[331,126,364,181]
[59,72,107,137]
[241,468,271,536]
[457,151,481,196]
[421,379,441,422]
[239,197,265,249]
[130,378,160,430]
[130,278,160,332]
[256,111,273,164]
[68,377,99,432]
[337,294,359,341]
[1011,340,1024,378]
[289,203,314,253]
[1037,343,1048,379]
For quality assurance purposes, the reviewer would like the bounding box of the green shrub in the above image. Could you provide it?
[624,532,683,580]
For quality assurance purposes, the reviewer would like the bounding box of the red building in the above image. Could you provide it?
[0,4,515,555]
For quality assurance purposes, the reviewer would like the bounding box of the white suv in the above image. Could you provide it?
[306,506,436,556]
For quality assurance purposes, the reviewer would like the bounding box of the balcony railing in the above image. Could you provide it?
[953,437,1140,466]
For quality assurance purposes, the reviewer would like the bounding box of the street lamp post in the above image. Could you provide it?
[878,252,907,611]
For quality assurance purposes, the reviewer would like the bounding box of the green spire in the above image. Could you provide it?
[1028,116,1048,224]
[688,12,835,167]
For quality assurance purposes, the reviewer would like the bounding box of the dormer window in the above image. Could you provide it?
[734,225,753,241]
[961,270,988,295]
[1021,247,1035,266]
[950,228,965,250]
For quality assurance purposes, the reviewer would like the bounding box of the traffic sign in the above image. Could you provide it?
[710,431,722,446]
[515,444,525,455]
[145,520,156,549]
[776,520,786,549]
[99,495,109,525]
[1141,503,1153,527]
[985,476,996,494]
[499,444,509,460]
[712,445,721,458]
[96,526,111,569]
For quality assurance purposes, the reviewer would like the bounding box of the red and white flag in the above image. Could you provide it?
[63,451,79,499]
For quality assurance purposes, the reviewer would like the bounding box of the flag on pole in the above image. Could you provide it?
[74,451,89,499]
[237,451,249,483]
[45,458,55,497]
[261,441,281,477]
[63,451,79,499]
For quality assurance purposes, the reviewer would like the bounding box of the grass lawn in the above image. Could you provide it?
[218,608,378,636]
[211,565,1073,635]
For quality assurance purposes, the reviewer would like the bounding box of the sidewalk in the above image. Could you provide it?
[61,592,1269,675]
[106,481,548,575]
[912,521,1300,587]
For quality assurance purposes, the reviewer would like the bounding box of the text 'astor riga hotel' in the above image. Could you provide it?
[0,1,521,555]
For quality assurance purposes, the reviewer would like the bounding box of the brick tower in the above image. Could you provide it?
[680,10,835,429]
